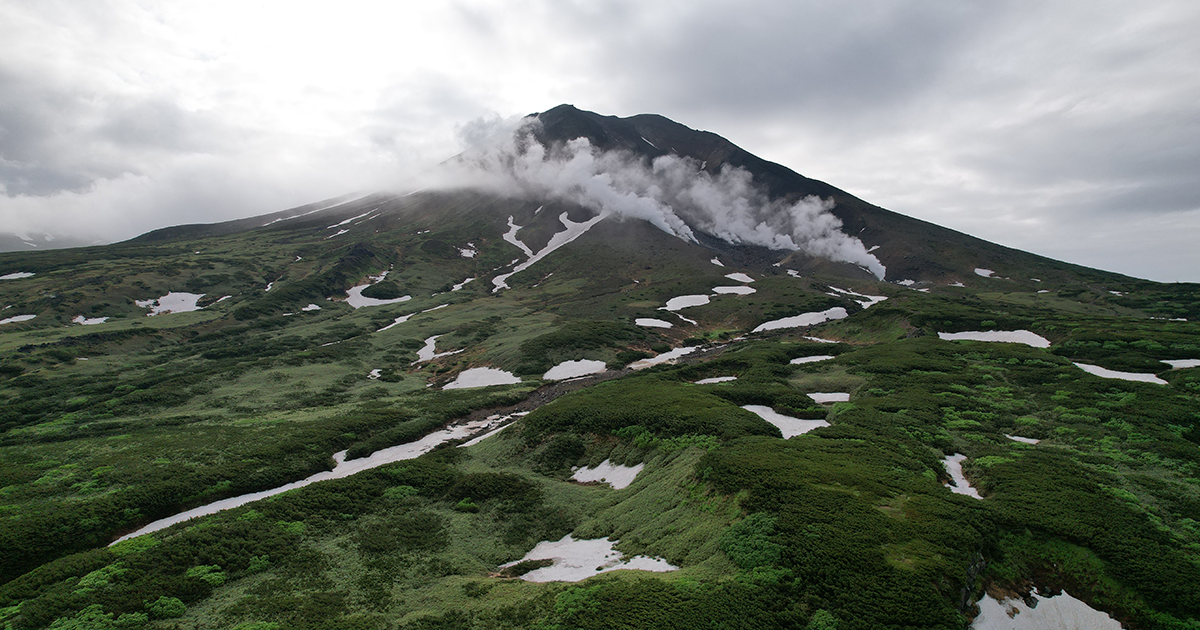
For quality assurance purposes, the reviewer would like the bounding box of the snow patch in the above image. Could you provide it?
[695,376,737,384]
[710,258,724,267]
[0,314,36,325]
[111,413,511,544]
[500,535,676,582]
[367,369,382,379]
[713,285,756,295]
[742,405,829,438]
[136,292,205,316]
[943,454,982,499]
[460,247,477,258]
[753,307,848,332]
[790,355,834,365]
[1073,363,1167,385]
[972,589,1122,630]
[414,335,463,363]
[629,346,699,369]
[829,286,887,309]
[661,294,710,311]
[72,315,108,325]
[808,392,849,403]
[451,277,475,291]
[443,367,521,389]
[1163,359,1200,369]
[938,330,1051,348]
[493,211,608,292]
[635,318,673,329]
[301,304,321,311]
[0,272,34,280]
[1005,434,1040,445]
[544,360,607,381]
[572,460,644,489]
[974,268,995,278]
[724,272,754,283]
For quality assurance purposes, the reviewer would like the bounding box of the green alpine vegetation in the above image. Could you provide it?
[0,105,1197,630]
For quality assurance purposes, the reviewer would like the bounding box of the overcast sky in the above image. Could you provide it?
[1,1,1197,282]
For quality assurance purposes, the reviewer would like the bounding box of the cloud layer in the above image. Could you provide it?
[447,122,886,278]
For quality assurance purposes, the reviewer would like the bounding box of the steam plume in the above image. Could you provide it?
[441,119,886,279]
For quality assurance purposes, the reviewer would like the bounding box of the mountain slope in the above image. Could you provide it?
[0,107,1197,630]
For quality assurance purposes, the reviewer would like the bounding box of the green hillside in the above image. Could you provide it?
[1,112,1199,629]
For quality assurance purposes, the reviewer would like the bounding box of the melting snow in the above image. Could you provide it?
[753,307,848,332]
[629,346,699,369]
[867,245,880,253]
[943,454,982,499]
[710,258,724,267]
[301,304,321,311]
[327,210,376,229]
[112,413,510,544]
[972,590,1122,630]
[950,282,965,287]
[1005,434,1040,445]
[661,295,711,311]
[544,360,607,381]
[938,330,1051,348]
[345,272,412,308]
[494,211,608,292]
[804,336,839,344]
[808,392,849,403]
[1073,363,1167,385]
[72,315,108,325]
[0,272,34,280]
[635,318,673,329]
[830,286,887,309]
[897,279,916,286]
[725,272,754,283]
[742,405,829,438]
[367,369,382,379]
[713,286,756,295]
[572,460,644,489]
[787,269,802,278]
[501,535,676,582]
[326,229,350,239]
[459,247,477,258]
[452,277,475,291]
[1163,359,1200,369]
[790,355,834,365]
[443,367,521,389]
[695,376,737,384]
[0,314,36,325]
[974,268,995,278]
[414,335,463,363]
[136,292,205,316]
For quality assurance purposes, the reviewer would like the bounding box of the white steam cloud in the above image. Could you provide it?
[440,119,886,279]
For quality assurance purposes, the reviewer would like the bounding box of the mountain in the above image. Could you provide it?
[0,106,1197,630]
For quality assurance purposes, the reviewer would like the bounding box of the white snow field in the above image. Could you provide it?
[135,292,205,316]
[544,360,607,381]
[971,589,1122,630]
[571,460,644,489]
[443,367,521,389]
[938,330,1051,348]
[741,405,830,438]
[790,355,834,365]
[500,535,676,583]
[943,454,982,499]
[635,318,674,328]
[753,307,848,332]
[1073,363,1167,385]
